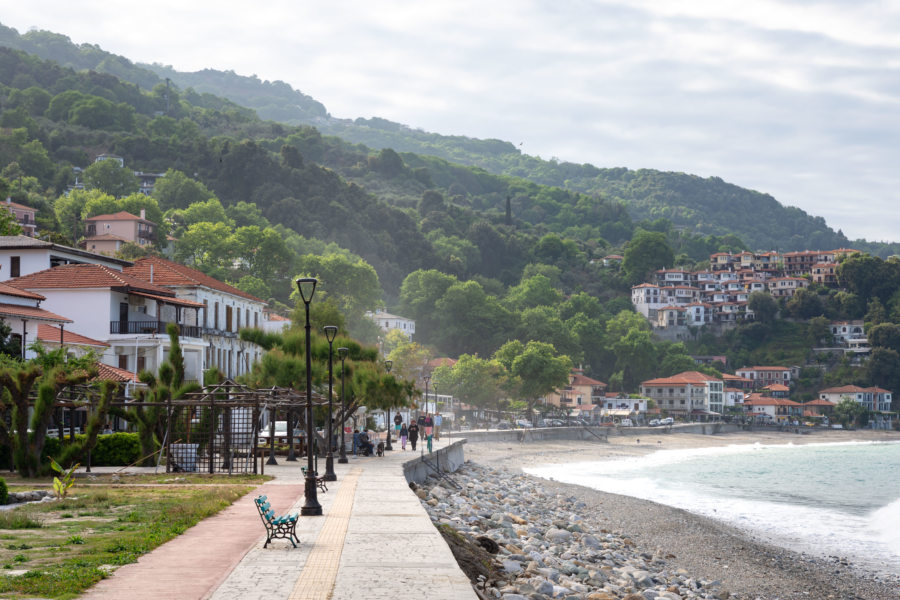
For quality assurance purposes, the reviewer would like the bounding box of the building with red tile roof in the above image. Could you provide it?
[84,210,156,248]
[818,385,893,412]
[640,371,724,417]
[124,257,265,379]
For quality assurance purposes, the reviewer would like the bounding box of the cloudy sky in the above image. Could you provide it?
[2,1,899,242]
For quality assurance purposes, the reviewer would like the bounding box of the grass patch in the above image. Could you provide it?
[0,483,255,598]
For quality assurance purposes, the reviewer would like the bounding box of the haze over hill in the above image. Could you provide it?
[1,3,898,243]
[0,22,895,258]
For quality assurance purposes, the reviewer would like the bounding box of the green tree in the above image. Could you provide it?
[151,169,216,210]
[493,340,571,422]
[504,275,563,311]
[174,222,235,272]
[748,291,777,323]
[433,280,514,357]
[399,269,457,342]
[432,354,504,414]
[833,397,867,427]
[83,158,139,198]
[622,229,674,284]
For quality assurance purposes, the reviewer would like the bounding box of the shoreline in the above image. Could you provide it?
[459,428,900,600]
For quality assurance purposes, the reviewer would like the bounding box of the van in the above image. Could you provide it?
[620,419,633,427]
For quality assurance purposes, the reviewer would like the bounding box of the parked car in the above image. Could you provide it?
[515,419,533,428]
[661,417,674,426]
[648,419,660,427]
[496,422,511,430]
[619,418,634,427]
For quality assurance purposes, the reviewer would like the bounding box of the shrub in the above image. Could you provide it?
[0,477,7,505]
[86,433,142,466]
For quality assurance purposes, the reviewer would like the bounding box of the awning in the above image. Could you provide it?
[130,291,205,308]
[604,409,632,416]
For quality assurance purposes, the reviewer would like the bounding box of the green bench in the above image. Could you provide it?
[301,466,328,493]
[254,495,299,548]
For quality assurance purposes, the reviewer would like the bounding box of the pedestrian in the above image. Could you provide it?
[427,430,433,453]
[424,413,434,439]
[433,413,442,440]
[352,429,360,456]
[394,412,402,441]
[408,421,419,451]
[399,423,408,450]
[417,413,426,434]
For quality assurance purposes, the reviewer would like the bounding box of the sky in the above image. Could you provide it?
[2,0,899,242]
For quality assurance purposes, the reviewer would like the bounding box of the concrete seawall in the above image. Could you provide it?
[403,439,468,484]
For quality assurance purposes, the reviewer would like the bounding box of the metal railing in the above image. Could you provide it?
[110,320,201,338]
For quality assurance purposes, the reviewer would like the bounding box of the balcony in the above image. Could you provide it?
[110,320,201,338]
[137,228,155,240]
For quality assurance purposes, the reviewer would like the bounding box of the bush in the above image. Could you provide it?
[85,433,142,466]
[0,477,7,505]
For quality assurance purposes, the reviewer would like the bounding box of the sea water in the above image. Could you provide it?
[525,441,900,577]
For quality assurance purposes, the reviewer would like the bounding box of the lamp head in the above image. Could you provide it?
[338,347,348,359]
[323,325,338,343]
[384,359,393,373]
[424,375,431,383]
[295,277,317,304]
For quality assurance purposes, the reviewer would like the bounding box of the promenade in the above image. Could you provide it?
[81,437,476,600]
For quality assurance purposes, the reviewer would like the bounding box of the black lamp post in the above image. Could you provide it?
[422,375,430,458]
[296,277,322,516]
[323,325,338,482]
[337,347,349,464]
[384,360,393,451]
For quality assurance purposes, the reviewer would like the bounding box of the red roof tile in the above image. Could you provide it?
[0,281,44,300]
[571,374,606,386]
[85,211,151,223]
[642,371,722,386]
[95,363,139,383]
[125,257,263,303]
[6,264,175,295]
[0,303,71,323]
[37,325,108,347]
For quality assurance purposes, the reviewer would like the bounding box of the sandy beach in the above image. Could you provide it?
[460,428,900,600]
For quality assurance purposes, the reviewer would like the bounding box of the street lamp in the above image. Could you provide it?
[296,277,322,516]
[337,347,349,464]
[422,375,430,458]
[323,325,338,481]
[384,360,393,451]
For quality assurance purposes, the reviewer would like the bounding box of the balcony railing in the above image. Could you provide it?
[110,320,201,338]
[137,228,155,239]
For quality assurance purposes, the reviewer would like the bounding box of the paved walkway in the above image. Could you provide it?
[82,437,476,600]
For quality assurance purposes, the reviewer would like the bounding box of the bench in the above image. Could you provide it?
[301,467,328,492]
[254,495,299,548]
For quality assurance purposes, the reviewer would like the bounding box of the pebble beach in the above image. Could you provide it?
[418,429,900,600]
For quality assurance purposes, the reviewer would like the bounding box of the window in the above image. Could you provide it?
[236,307,241,331]
[214,302,219,329]
[254,312,258,328]
[203,299,208,327]
[10,256,19,278]
[226,306,233,332]
[118,355,128,370]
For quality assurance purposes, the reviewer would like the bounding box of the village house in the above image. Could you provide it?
[818,385,893,412]
[0,281,72,359]
[367,308,416,341]
[545,370,607,410]
[2,198,37,237]
[743,394,802,423]
[639,371,723,419]
[735,365,792,388]
[5,263,207,383]
[0,235,131,281]
[123,257,266,380]
[83,210,156,253]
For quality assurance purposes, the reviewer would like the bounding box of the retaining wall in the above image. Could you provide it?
[403,439,467,484]
[445,426,610,444]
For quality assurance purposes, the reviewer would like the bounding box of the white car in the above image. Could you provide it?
[515,419,533,428]
[661,417,674,426]
[619,418,633,427]
[648,419,660,427]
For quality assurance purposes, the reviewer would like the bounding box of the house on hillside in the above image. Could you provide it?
[743,394,802,423]
[367,308,416,341]
[84,210,156,251]
[124,256,266,379]
[2,198,37,237]
[5,263,207,381]
[545,370,607,410]
[818,385,893,412]
[735,366,792,388]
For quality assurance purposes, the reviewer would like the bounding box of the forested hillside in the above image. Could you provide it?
[3,22,896,256]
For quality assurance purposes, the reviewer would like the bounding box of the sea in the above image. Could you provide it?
[525,440,900,578]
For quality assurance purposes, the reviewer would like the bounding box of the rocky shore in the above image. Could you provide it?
[415,437,900,600]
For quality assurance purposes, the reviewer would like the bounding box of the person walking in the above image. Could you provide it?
[399,423,408,450]
[394,412,402,441]
[424,413,434,439]
[408,421,419,451]
[352,429,360,456]
[433,413,442,440]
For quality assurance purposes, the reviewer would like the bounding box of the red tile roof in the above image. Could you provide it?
[85,211,151,223]
[642,371,722,386]
[95,362,139,383]
[571,374,606,387]
[744,396,800,406]
[0,281,44,300]
[37,325,108,347]
[737,366,789,371]
[819,385,891,395]
[0,303,71,323]
[124,257,263,302]
[761,383,790,392]
[804,398,835,406]
[6,264,175,295]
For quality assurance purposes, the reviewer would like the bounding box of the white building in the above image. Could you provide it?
[6,263,207,382]
[0,235,132,281]
[124,257,265,379]
[0,281,72,359]
[367,309,416,341]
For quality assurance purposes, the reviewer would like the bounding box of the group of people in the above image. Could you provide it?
[394,412,440,452]
[350,412,442,456]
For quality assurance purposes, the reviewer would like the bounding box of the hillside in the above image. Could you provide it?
[2,22,894,256]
